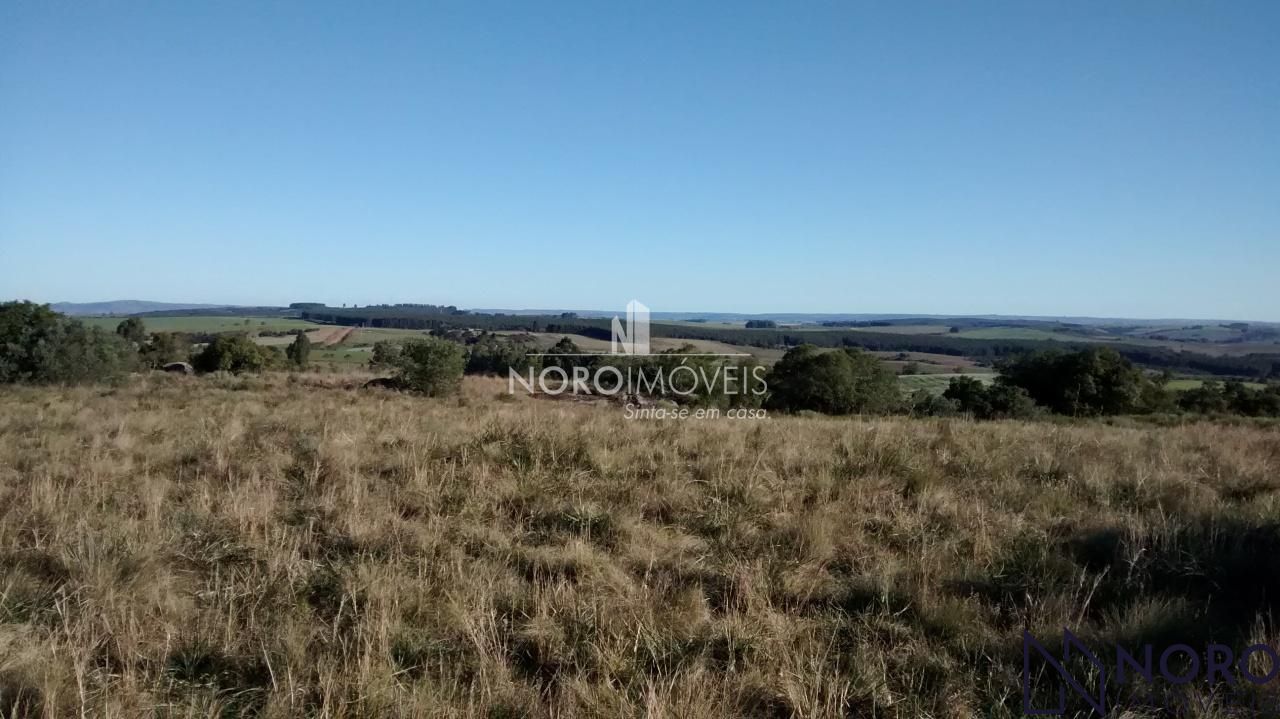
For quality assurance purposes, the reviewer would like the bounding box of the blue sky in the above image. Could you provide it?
[2,1,1276,320]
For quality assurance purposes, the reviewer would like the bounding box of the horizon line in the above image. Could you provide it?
[31,299,1280,325]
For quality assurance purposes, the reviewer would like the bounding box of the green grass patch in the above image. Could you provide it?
[81,315,318,334]
[348,328,432,345]
[311,346,371,367]
[953,328,1090,341]
[847,324,953,335]
[897,372,995,396]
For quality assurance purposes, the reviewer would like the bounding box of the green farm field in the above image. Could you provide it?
[897,372,996,395]
[348,327,432,343]
[310,345,373,368]
[953,327,1091,341]
[845,324,953,335]
[81,315,318,334]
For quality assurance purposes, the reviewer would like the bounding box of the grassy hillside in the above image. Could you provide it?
[1,376,1277,716]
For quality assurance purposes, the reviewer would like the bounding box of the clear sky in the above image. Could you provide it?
[1,1,1277,320]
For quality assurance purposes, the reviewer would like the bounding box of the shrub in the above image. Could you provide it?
[392,337,465,396]
[1178,379,1280,417]
[0,301,136,384]
[369,341,402,369]
[140,332,192,369]
[466,336,535,375]
[541,336,591,373]
[286,332,311,369]
[115,317,146,345]
[191,335,281,374]
[639,345,766,408]
[983,382,1039,419]
[943,376,1039,420]
[942,376,992,417]
[997,348,1159,416]
[765,345,900,415]
[909,390,958,417]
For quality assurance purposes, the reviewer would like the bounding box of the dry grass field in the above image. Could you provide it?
[2,375,1279,717]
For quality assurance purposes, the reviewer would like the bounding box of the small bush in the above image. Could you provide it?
[909,390,958,417]
[943,376,1038,420]
[466,335,536,375]
[115,317,146,344]
[140,332,192,369]
[191,335,282,374]
[286,332,312,368]
[369,341,402,369]
[765,345,901,415]
[392,337,465,396]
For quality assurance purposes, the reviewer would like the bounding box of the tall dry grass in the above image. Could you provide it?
[1,373,1278,717]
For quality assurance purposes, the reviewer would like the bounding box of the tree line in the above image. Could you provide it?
[767,344,1280,420]
[932,348,1280,419]
[0,302,316,383]
[300,307,1280,380]
[4,302,1276,420]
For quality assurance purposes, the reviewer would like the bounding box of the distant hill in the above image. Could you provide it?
[49,300,235,316]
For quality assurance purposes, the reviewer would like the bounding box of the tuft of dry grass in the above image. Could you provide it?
[1,373,1278,717]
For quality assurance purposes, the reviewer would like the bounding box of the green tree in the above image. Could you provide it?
[1179,380,1280,417]
[1137,371,1177,414]
[0,301,136,384]
[910,390,958,417]
[997,348,1151,416]
[983,382,1038,419]
[943,376,1038,420]
[943,376,992,417]
[115,317,146,345]
[286,332,312,368]
[369,341,403,369]
[392,337,465,396]
[644,345,763,408]
[1256,385,1280,417]
[140,332,191,368]
[466,335,535,375]
[765,345,900,415]
[541,336,590,373]
[1177,380,1228,414]
[191,335,281,374]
